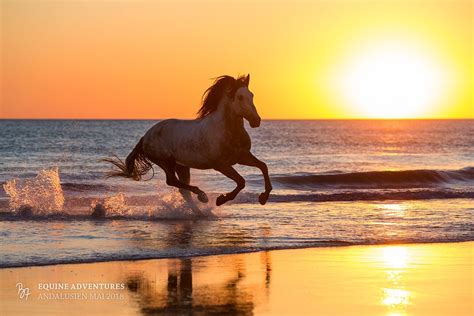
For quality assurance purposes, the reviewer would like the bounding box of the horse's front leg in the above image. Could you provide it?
[238,152,272,205]
[214,166,245,206]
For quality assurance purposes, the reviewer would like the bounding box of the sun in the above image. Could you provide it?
[339,42,447,118]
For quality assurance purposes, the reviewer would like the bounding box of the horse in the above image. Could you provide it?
[103,74,272,213]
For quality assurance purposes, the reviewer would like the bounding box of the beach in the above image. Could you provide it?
[1,242,472,315]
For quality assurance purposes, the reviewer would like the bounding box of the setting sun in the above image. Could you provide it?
[338,41,450,118]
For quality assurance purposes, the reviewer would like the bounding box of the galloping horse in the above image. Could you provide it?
[104,74,272,210]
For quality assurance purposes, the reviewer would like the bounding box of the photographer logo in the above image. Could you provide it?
[16,282,31,300]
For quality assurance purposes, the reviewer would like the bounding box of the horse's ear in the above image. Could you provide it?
[244,74,250,87]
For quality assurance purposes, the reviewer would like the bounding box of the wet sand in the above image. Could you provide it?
[0,242,472,315]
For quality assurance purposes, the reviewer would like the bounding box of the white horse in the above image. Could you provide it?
[104,74,272,211]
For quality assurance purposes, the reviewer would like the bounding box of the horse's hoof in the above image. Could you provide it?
[259,193,269,205]
[197,192,208,203]
[216,194,227,206]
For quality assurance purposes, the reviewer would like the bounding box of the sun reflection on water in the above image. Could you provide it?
[386,312,406,316]
[381,204,407,217]
[383,246,408,269]
[382,288,410,307]
[380,246,411,314]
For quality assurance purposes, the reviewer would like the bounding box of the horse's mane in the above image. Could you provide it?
[197,75,248,118]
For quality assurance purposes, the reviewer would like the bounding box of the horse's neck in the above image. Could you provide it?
[211,99,245,133]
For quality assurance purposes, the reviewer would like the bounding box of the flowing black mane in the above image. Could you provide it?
[197,75,248,118]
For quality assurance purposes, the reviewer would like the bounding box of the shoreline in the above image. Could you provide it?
[1,242,472,315]
[1,240,471,269]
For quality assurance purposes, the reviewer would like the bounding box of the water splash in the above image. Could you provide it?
[2,167,216,219]
[3,168,65,215]
[154,190,217,219]
[90,190,217,219]
[91,193,131,218]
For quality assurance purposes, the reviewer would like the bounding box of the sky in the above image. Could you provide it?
[1,0,472,119]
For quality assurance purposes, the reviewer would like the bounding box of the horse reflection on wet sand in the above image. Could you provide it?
[125,222,272,315]
[104,75,272,215]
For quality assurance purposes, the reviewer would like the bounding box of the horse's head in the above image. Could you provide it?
[231,74,261,128]
[197,74,261,127]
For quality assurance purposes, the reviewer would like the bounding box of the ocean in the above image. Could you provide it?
[0,119,473,267]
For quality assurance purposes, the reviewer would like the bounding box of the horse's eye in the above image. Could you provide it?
[237,95,243,102]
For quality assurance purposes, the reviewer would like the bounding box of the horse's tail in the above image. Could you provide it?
[102,137,154,181]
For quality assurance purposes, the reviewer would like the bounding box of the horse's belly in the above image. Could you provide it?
[176,159,212,170]
[174,150,214,169]
[174,148,241,169]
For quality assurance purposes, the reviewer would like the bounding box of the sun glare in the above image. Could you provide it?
[382,246,408,269]
[339,42,448,118]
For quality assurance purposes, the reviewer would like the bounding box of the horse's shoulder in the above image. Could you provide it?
[221,126,251,153]
[235,126,251,142]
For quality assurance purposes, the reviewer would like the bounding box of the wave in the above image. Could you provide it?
[1,188,472,221]
[1,167,473,218]
[236,189,474,203]
[272,167,474,189]
[61,182,111,192]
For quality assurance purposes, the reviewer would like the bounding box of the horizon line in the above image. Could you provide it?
[0,117,473,121]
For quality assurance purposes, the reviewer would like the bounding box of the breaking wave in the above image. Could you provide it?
[1,167,473,220]
[235,189,474,203]
[272,167,474,189]
[1,188,472,221]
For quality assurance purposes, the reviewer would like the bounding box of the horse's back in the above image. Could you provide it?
[142,119,211,167]
[141,117,252,169]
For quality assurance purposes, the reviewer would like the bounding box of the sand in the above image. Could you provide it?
[0,242,472,315]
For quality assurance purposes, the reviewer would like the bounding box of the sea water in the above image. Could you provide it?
[0,119,473,267]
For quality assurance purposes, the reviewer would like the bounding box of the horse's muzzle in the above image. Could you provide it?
[250,117,261,128]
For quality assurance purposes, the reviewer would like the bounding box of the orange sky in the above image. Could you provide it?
[1,0,472,119]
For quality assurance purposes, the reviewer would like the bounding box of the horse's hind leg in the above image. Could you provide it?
[175,165,192,202]
[175,165,205,216]
[157,159,208,203]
